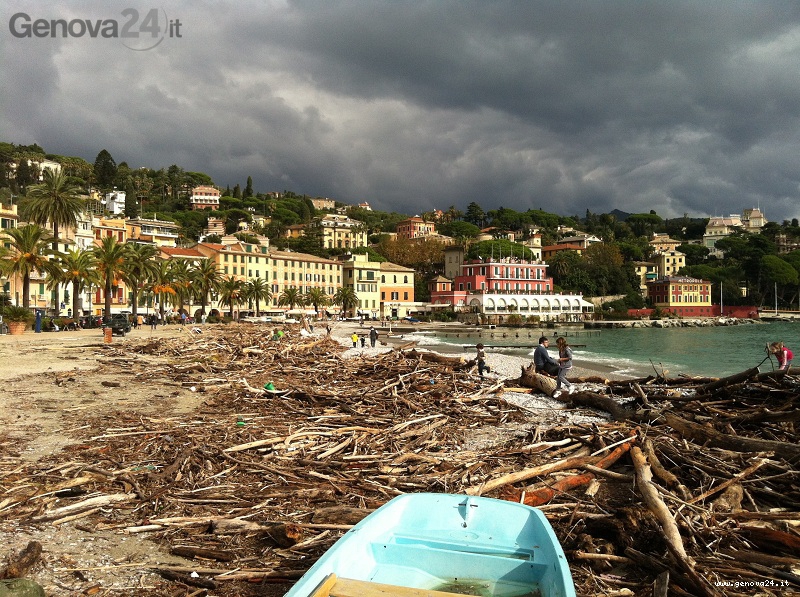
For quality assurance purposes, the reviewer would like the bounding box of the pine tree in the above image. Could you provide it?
[93,149,117,191]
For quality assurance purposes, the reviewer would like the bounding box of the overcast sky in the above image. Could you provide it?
[4,1,800,223]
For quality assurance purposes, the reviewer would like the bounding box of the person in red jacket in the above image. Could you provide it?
[769,341,794,370]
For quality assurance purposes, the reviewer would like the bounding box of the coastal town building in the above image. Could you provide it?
[104,190,126,215]
[189,186,221,211]
[430,256,593,322]
[556,233,602,249]
[741,208,767,232]
[646,276,713,317]
[633,261,659,294]
[380,261,415,320]
[201,217,226,239]
[541,242,585,260]
[311,197,336,211]
[319,214,368,250]
[703,208,768,258]
[0,197,18,234]
[648,233,681,254]
[339,253,381,318]
[396,216,436,240]
[653,250,685,278]
[126,217,180,248]
[267,249,342,309]
[476,227,516,243]
[776,232,800,254]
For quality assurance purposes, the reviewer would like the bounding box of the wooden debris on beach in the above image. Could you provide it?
[0,325,798,596]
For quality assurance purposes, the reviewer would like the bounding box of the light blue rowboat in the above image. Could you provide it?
[284,493,576,597]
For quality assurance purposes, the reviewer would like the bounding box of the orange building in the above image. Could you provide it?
[380,261,415,319]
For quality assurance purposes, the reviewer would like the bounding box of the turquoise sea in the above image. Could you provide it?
[400,321,799,379]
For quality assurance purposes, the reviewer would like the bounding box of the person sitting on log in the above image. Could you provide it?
[533,336,559,376]
[769,341,794,370]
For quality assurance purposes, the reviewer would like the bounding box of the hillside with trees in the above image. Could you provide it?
[3,141,800,309]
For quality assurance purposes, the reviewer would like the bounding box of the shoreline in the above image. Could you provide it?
[329,320,628,382]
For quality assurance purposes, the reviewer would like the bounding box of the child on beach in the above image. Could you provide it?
[476,343,489,377]
[769,342,793,370]
[552,337,575,398]
[351,332,359,348]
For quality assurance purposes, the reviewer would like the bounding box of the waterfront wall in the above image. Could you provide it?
[586,317,761,329]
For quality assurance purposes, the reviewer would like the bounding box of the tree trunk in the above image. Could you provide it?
[52,224,60,316]
[72,280,80,319]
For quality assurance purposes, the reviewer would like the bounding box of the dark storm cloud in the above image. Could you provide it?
[3,1,800,222]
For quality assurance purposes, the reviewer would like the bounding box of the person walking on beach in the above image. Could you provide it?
[534,336,559,376]
[770,341,794,370]
[476,343,489,378]
[351,332,359,348]
[552,337,575,398]
[369,326,378,348]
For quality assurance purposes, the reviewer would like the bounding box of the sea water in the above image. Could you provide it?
[401,321,798,379]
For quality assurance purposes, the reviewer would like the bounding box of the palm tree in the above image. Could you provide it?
[120,244,159,320]
[148,259,177,321]
[245,278,272,316]
[278,286,304,311]
[92,236,129,323]
[58,248,98,319]
[0,224,57,310]
[219,276,243,318]
[304,287,330,315]
[190,258,223,316]
[21,169,85,315]
[168,259,192,316]
[333,286,358,318]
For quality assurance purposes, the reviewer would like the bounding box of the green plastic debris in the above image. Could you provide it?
[0,579,46,597]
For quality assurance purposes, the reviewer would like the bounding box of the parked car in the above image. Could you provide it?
[105,313,132,336]
[404,316,421,323]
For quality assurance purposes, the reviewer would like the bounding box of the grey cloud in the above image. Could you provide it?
[3,0,800,222]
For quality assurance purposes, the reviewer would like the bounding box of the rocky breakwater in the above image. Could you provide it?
[586,317,762,329]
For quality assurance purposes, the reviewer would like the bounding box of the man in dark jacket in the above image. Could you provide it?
[369,326,379,348]
[533,336,559,376]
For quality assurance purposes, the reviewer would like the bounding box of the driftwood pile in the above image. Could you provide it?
[1,325,798,597]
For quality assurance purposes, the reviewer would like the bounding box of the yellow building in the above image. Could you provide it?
[654,250,685,278]
[320,214,368,250]
[196,242,342,314]
[266,250,341,307]
[340,253,381,318]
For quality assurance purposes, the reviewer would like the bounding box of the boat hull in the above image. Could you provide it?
[284,493,575,597]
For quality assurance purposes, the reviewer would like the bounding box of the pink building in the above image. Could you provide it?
[190,186,221,211]
[431,257,554,308]
[396,216,436,240]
